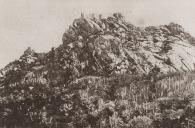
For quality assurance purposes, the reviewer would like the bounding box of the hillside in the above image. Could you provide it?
[1,13,195,128]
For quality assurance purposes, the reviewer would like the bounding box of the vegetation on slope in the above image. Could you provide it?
[1,13,195,128]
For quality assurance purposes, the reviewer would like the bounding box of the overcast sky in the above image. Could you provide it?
[0,0,195,68]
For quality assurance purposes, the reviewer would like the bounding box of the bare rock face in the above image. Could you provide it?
[60,13,195,76]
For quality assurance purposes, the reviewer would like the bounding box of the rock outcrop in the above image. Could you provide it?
[60,13,195,77]
[1,13,195,81]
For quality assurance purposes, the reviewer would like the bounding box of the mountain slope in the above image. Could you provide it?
[1,13,195,128]
[1,13,195,81]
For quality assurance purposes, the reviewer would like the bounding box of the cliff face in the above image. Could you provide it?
[61,14,195,76]
[1,13,195,128]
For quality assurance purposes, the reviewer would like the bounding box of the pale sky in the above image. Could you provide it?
[0,0,195,68]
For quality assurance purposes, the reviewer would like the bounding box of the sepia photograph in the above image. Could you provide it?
[0,0,195,127]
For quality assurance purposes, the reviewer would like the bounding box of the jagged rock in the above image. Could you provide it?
[1,13,195,82]
[23,47,35,56]
[60,13,195,76]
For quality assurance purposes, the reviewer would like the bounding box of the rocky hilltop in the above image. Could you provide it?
[1,13,195,128]
[1,13,195,80]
